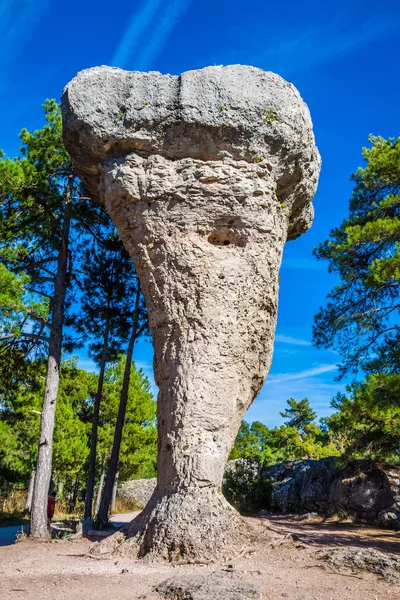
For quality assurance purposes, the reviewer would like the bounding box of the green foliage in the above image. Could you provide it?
[313,135,400,376]
[72,234,147,365]
[280,397,317,434]
[223,461,272,514]
[53,360,97,484]
[0,100,153,519]
[0,358,97,494]
[98,356,157,481]
[322,373,400,462]
[0,355,156,500]
[312,135,400,464]
[230,398,339,465]
[0,99,105,357]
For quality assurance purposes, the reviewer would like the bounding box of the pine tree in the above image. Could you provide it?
[96,285,149,527]
[313,135,400,376]
[322,373,400,461]
[73,232,144,525]
[280,398,317,435]
[0,358,97,503]
[98,356,156,482]
[0,100,102,537]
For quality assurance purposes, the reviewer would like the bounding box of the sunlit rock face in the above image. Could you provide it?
[62,65,320,560]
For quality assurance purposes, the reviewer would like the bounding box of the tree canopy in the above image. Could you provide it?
[313,135,400,377]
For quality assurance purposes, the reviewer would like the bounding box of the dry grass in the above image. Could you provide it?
[112,496,140,514]
[0,491,27,525]
[0,491,83,526]
[0,490,26,514]
[1,491,137,528]
[53,500,83,520]
[323,508,356,524]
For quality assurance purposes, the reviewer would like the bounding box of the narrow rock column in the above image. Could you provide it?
[62,65,321,559]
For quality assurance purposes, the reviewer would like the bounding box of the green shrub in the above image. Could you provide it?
[223,460,272,514]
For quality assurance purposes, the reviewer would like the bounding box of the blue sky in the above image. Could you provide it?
[1,0,399,427]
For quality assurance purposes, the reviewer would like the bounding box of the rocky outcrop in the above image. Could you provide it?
[62,65,320,559]
[264,458,400,529]
[118,478,157,509]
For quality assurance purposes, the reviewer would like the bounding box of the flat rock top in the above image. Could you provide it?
[62,65,320,209]
[63,64,308,145]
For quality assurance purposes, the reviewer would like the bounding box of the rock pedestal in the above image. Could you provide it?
[62,65,320,559]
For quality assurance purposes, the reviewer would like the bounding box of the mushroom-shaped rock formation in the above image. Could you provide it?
[62,65,321,560]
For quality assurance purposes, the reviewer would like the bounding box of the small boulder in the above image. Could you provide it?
[154,570,260,600]
[118,478,156,509]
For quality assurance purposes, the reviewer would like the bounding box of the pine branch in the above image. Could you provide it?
[0,332,49,343]
[26,309,55,333]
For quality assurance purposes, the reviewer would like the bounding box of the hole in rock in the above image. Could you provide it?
[207,230,246,248]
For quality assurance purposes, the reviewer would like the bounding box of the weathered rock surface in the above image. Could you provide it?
[63,65,320,241]
[62,65,320,559]
[119,478,157,509]
[319,547,400,583]
[264,458,400,529]
[153,570,260,600]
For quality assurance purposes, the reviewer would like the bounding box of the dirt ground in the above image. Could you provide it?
[0,513,399,600]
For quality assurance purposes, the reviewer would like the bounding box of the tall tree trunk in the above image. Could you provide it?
[24,468,35,514]
[84,315,110,523]
[96,286,141,527]
[30,214,70,539]
[111,463,119,512]
[94,454,108,517]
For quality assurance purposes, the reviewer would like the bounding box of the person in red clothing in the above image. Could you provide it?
[47,479,56,529]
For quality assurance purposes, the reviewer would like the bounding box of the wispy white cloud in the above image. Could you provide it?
[111,0,192,71]
[246,369,344,426]
[0,0,51,70]
[275,334,312,347]
[268,363,337,384]
[258,15,396,73]
[111,0,164,68]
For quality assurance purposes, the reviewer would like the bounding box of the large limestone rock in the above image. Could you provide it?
[119,478,157,509]
[265,458,400,529]
[62,65,320,560]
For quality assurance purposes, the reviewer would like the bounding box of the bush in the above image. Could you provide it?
[223,459,272,514]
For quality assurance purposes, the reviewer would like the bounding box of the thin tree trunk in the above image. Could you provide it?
[30,213,71,539]
[24,468,35,514]
[97,286,141,527]
[84,315,110,523]
[57,480,64,500]
[94,454,108,517]
[111,463,119,512]
[69,475,80,513]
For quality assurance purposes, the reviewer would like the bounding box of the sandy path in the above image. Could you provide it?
[0,516,398,600]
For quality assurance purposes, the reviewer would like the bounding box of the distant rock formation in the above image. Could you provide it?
[265,458,400,530]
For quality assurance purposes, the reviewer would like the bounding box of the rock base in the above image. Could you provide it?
[93,487,253,561]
